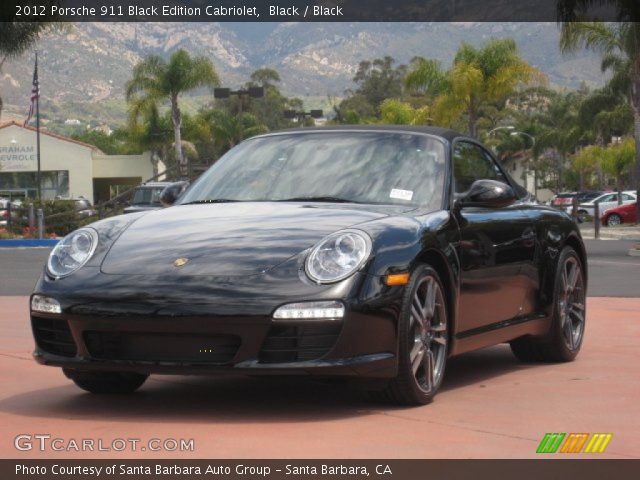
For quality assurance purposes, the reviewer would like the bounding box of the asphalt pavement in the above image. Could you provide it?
[1,239,637,297]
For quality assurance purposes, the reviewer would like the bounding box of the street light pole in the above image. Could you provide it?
[283,109,323,125]
[511,131,536,148]
[213,86,265,142]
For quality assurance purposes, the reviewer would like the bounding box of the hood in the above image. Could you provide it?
[101,202,390,276]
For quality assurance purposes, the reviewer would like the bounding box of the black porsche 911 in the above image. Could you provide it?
[30,126,587,405]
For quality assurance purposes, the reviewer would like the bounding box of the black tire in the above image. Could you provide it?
[605,213,622,227]
[370,264,449,405]
[510,246,586,363]
[63,369,148,394]
[576,210,588,224]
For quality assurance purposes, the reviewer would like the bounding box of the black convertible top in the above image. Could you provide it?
[260,125,464,143]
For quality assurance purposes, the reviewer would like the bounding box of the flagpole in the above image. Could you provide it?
[35,50,41,202]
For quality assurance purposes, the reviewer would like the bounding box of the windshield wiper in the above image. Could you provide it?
[277,196,358,203]
[182,199,241,205]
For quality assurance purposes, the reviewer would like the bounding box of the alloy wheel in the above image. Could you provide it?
[607,214,621,227]
[409,275,447,394]
[558,256,585,351]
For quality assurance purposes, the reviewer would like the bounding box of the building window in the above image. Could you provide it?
[0,171,69,200]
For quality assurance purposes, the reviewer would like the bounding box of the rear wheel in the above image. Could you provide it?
[576,210,588,223]
[510,246,586,362]
[63,369,148,394]
[370,265,448,405]
[606,213,622,227]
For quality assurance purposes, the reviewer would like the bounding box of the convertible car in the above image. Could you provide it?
[30,126,587,405]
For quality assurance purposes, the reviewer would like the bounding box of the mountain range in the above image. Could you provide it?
[0,22,605,125]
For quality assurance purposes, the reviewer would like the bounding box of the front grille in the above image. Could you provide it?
[83,331,240,364]
[258,323,343,363]
[32,317,77,357]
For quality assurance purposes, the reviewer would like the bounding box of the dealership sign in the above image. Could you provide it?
[0,144,37,171]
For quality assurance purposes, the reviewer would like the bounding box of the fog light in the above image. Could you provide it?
[31,295,61,314]
[273,301,345,320]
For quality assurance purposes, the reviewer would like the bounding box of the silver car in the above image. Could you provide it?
[571,191,637,222]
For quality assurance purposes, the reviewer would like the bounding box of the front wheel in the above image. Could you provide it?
[606,213,622,227]
[510,246,586,362]
[576,210,588,223]
[370,265,448,405]
[63,369,149,394]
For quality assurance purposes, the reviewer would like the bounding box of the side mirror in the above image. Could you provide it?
[159,181,189,207]
[458,179,516,208]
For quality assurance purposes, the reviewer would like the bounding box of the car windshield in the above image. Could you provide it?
[179,132,447,208]
[132,187,163,205]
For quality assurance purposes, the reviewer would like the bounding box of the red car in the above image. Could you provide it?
[551,192,577,207]
[602,202,637,226]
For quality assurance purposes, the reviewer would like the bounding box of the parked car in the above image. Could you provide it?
[123,182,173,214]
[0,198,21,227]
[576,190,604,204]
[551,192,577,208]
[602,202,637,226]
[72,198,97,219]
[31,126,587,405]
[575,191,636,221]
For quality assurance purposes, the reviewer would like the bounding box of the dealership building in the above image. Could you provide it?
[0,121,158,204]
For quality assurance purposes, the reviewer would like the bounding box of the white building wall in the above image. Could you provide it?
[92,151,155,180]
[0,123,94,199]
[1,123,158,202]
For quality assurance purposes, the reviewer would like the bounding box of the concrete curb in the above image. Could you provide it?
[0,239,59,248]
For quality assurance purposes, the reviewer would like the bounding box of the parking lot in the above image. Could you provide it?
[0,239,639,459]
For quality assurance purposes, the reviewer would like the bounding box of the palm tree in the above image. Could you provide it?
[534,91,584,191]
[126,97,172,177]
[125,49,220,176]
[414,39,540,138]
[404,58,447,98]
[433,39,542,137]
[559,15,640,221]
[202,109,268,154]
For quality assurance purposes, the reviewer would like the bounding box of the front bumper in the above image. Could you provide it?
[30,266,403,379]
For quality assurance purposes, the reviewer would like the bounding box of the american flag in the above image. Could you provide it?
[24,52,39,127]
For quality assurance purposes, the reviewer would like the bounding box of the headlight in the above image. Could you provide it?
[47,228,98,278]
[305,229,372,283]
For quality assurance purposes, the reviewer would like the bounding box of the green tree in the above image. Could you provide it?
[244,68,297,130]
[71,130,125,155]
[559,13,640,220]
[404,57,447,99]
[573,145,604,190]
[249,68,281,88]
[336,56,406,121]
[125,49,220,177]
[125,97,173,176]
[533,90,584,190]
[431,39,541,138]
[200,109,267,153]
[602,138,636,195]
[379,99,431,125]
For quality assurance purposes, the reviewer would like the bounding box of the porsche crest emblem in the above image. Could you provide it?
[173,257,189,267]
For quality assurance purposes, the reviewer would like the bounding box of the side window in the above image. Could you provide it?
[453,142,505,193]
[622,193,634,201]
